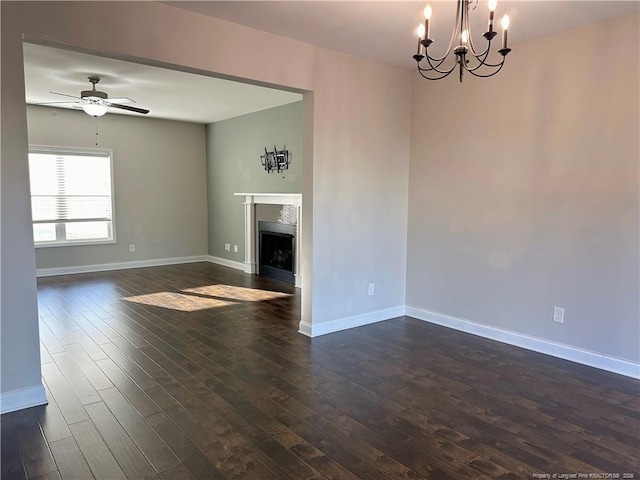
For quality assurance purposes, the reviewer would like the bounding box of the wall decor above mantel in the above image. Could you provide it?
[260,146,290,173]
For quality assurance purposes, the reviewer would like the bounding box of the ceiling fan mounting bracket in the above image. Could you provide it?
[81,90,107,100]
[81,76,107,100]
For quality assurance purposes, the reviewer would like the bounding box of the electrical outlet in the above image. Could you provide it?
[368,283,375,296]
[553,306,564,324]
[233,245,238,253]
[224,243,230,251]
[129,244,135,253]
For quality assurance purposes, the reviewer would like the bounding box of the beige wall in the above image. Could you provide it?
[27,105,208,270]
[406,12,640,363]
[1,2,411,397]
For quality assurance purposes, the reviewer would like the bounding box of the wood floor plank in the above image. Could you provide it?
[68,419,127,480]
[63,343,114,391]
[41,317,77,346]
[108,335,175,382]
[95,358,160,417]
[30,471,61,480]
[66,326,108,362]
[40,364,89,425]
[144,385,289,479]
[48,436,94,480]
[318,417,431,480]
[39,342,54,365]
[35,385,72,443]
[85,401,159,479]
[1,414,28,480]
[99,342,158,390]
[38,322,65,355]
[101,316,154,349]
[51,352,101,405]
[73,317,111,346]
[81,313,121,339]
[193,382,327,480]
[144,412,225,480]
[98,387,180,474]
[158,465,196,480]
[13,409,58,479]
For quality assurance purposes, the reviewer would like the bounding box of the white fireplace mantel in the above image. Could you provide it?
[234,193,302,288]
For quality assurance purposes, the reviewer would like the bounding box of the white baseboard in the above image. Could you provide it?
[406,306,640,379]
[1,384,48,414]
[205,255,245,271]
[298,306,406,338]
[36,256,208,278]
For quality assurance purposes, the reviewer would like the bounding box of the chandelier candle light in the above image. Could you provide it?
[413,0,512,82]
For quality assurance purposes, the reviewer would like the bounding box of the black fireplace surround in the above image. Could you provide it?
[258,221,295,284]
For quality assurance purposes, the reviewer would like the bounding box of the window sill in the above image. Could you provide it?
[35,239,116,249]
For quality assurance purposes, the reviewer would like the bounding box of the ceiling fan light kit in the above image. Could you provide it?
[82,102,109,117]
[412,0,513,82]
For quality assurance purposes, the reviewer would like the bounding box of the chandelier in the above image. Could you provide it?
[413,0,511,82]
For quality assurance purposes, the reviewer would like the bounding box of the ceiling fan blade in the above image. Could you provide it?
[106,97,135,104]
[50,91,82,100]
[108,103,149,115]
[35,101,82,105]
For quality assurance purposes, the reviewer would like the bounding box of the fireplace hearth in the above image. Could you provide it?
[258,221,295,284]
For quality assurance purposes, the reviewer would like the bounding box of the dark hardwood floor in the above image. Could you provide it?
[2,262,639,479]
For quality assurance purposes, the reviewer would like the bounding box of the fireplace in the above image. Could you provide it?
[235,193,302,288]
[258,221,295,284]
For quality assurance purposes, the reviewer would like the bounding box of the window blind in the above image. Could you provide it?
[28,151,112,224]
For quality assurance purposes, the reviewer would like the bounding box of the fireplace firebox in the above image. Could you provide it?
[258,221,295,284]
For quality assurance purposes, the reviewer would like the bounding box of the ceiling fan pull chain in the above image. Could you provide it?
[95,116,99,146]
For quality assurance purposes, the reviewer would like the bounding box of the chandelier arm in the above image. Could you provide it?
[418,52,448,70]
[417,67,456,81]
[464,44,492,71]
[465,53,505,71]
[468,45,490,63]
[419,54,449,72]
[423,45,452,63]
[463,1,479,56]
[466,61,505,78]
[467,32,489,58]
[421,53,458,75]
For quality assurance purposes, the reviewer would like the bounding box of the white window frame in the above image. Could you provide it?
[28,145,117,248]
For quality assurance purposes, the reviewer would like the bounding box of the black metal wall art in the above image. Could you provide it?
[260,146,290,173]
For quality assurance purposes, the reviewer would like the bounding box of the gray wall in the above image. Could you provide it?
[1,25,42,397]
[205,101,302,261]
[406,12,639,363]
[27,105,208,270]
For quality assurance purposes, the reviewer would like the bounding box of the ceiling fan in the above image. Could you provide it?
[44,76,149,117]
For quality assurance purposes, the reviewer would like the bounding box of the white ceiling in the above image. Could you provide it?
[24,1,639,124]
[23,43,303,124]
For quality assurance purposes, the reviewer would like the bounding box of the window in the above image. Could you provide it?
[28,146,115,246]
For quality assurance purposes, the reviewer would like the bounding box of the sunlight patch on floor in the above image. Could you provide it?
[182,284,291,302]
[122,284,291,312]
[123,291,234,312]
